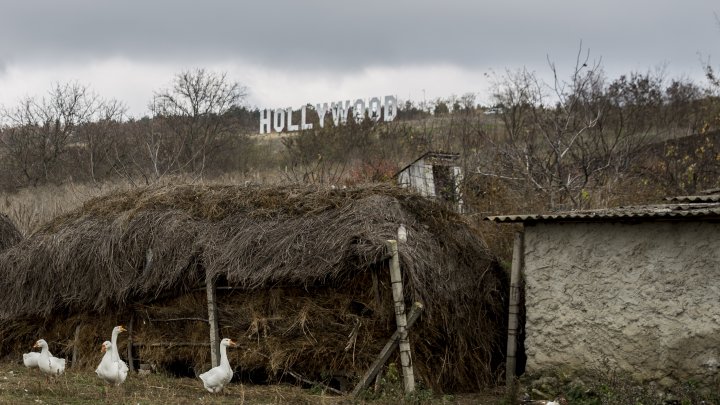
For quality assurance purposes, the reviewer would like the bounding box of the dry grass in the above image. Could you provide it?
[0,361,503,405]
[0,173,272,236]
[0,214,21,253]
[0,361,343,405]
[0,182,131,236]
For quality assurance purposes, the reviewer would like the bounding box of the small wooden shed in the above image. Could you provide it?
[396,151,463,213]
[489,191,720,387]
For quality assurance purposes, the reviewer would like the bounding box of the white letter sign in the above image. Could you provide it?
[259,94,397,134]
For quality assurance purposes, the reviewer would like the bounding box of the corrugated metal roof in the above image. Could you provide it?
[486,198,720,223]
[665,194,720,203]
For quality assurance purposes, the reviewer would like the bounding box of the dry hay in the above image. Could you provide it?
[0,184,507,392]
[0,213,21,252]
[132,287,392,382]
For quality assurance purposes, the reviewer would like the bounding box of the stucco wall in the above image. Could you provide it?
[523,221,720,386]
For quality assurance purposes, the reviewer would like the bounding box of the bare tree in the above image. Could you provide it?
[75,99,126,182]
[0,83,113,186]
[477,47,662,210]
[663,78,704,135]
[151,69,248,177]
[460,92,477,112]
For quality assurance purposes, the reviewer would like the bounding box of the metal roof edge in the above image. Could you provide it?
[486,205,720,223]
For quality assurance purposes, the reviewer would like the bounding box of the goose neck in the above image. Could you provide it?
[111,330,120,362]
[219,343,230,369]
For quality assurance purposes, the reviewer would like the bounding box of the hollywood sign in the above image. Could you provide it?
[259,95,397,134]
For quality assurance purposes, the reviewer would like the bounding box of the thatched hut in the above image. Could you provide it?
[0,213,21,253]
[0,184,507,392]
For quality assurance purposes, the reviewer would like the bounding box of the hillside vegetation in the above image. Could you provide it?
[1,62,719,250]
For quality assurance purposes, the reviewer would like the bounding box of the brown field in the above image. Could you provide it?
[0,362,505,405]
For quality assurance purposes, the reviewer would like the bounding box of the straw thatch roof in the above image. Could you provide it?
[0,184,507,392]
[0,213,21,253]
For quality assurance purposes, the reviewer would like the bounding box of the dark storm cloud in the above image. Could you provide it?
[0,0,718,74]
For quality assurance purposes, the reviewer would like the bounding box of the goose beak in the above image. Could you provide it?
[101,345,107,353]
[32,342,40,348]
[119,325,127,333]
[228,340,237,347]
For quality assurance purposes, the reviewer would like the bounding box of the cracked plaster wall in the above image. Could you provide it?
[523,221,720,386]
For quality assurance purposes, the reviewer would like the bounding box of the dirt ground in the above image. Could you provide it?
[0,362,507,404]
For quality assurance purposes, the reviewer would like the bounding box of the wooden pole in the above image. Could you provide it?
[71,324,81,368]
[351,302,423,396]
[506,231,524,389]
[205,272,220,368]
[127,314,135,373]
[387,239,415,393]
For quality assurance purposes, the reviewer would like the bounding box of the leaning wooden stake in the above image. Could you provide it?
[205,272,220,368]
[351,302,424,396]
[506,231,524,389]
[387,239,415,393]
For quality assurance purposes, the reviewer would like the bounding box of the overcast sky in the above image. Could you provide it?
[0,0,718,117]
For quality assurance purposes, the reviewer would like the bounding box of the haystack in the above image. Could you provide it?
[0,213,21,252]
[0,184,507,392]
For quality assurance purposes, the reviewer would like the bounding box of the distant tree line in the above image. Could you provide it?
[469,49,720,212]
[0,69,260,189]
[1,60,719,216]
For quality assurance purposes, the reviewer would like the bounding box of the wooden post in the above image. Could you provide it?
[127,314,135,373]
[72,324,81,368]
[205,272,220,368]
[387,239,415,393]
[351,302,423,396]
[506,231,524,389]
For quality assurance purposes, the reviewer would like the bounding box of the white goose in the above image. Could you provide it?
[33,339,65,379]
[199,338,236,393]
[22,351,42,369]
[23,342,56,369]
[95,325,128,385]
[95,341,127,385]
